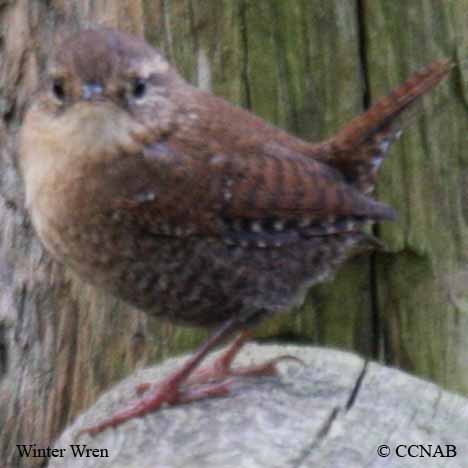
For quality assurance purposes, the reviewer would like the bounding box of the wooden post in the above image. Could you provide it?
[0,2,467,466]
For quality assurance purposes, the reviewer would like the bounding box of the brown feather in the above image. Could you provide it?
[318,59,451,192]
[19,28,450,325]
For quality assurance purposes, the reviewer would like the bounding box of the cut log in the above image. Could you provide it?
[48,345,468,468]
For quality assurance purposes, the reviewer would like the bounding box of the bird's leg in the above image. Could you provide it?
[135,331,306,412]
[77,318,240,437]
[78,320,304,438]
[136,331,303,397]
[185,331,304,386]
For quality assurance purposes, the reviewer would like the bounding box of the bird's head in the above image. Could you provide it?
[20,28,183,202]
[45,28,180,123]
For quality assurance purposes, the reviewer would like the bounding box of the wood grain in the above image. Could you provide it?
[0,1,467,467]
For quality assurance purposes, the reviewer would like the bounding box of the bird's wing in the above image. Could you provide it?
[109,60,450,248]
[111,135,394,248]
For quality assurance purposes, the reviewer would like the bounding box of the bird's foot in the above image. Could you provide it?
[136,331,302,394]
[76,375,231,438]
[77,331,303,438]
[185,331,304,385]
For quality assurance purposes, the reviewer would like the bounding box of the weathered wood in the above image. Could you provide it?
[363,0,468,394]
[1,1,467,467]
[49,345,468,468]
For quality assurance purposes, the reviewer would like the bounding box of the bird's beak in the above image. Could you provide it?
[82,83,104,101]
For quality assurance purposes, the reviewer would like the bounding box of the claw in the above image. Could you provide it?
[75,320,302,438]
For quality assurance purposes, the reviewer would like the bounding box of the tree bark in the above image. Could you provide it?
[0,1,467,467]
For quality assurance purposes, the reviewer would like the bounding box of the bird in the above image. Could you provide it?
[19,27,451,436]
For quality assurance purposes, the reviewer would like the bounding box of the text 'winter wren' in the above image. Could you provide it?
[19,28,451,435]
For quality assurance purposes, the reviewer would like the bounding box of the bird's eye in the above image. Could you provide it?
[52,79,66,101]
[132,78,147,99]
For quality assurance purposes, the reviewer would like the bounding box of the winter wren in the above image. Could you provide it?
[19,28,450,435]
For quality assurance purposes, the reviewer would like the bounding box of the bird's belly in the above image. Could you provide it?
[34,207,364,327]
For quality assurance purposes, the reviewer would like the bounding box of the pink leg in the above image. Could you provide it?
[77,321,303,437]
[77,319,240,437]
[187,331,304,385]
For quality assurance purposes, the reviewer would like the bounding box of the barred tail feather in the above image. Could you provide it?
[326,59,451,193]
